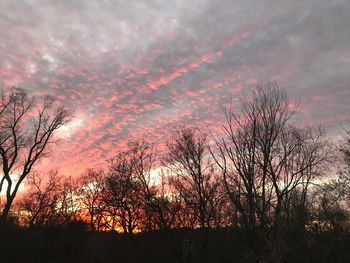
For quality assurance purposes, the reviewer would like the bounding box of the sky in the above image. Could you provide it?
[0,0,349,175]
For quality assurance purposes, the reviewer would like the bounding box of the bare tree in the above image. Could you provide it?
[273,127,332,228]
[313,126,350,233]
[104,146,144,234]
[55,176,80,226]
[77,169,107,231]
[125,139,158,231]
[211,83,331,230]
[0,88,69,225]
[339,127,350,180]
[16,170,61,227]
[164,127,221,229]
[142,169,182,231]
[123,139,181,231]
[315,179,349,233]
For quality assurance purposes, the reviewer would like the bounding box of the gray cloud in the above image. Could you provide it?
[0,0,349,173]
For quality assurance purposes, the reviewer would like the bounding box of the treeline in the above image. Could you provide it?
[14,129,232,232]
[7,83,349,233]
[1,83,350,262]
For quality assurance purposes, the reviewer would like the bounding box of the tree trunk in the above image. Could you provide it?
[0,197,14,226]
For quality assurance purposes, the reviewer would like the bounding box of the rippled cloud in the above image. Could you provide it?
[0,0,349,174]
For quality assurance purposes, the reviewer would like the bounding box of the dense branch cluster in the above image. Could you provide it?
[1,83,349,240]
[0,88,68,225]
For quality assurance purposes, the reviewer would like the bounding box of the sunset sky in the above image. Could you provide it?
[1,0,349,175]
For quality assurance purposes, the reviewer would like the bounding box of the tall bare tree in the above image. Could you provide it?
[78,169,107,231]
[55,176,80,226]
[0,88,69,225]
[211,83,331,230]
[314,125,350,233]
[164,127,221,229]
[104,144,144,234]
[123,139,181,231]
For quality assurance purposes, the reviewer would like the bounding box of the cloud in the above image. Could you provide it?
[0,0,349,174]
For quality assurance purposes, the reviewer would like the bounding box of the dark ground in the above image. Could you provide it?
[1,224,350,263]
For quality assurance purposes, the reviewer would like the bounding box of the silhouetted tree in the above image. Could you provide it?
[313,126,350,233]
[140,170,182,231]
[16,170,61,227]
[0,88,68,225]
[122,139,182,231]
[211,83,332,231]
[104,144,144,234]
[337,127,350,183]
[148,170,182,230]
[164,127,221,229]
[315,179,349,233]
[55,176,80,226]
[77,169,107,231]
